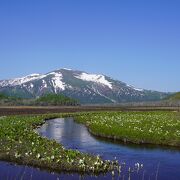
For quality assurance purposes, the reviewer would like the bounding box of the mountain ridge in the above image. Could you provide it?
[0,68,169,104]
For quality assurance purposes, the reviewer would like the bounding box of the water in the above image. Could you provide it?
[1,118,180,180]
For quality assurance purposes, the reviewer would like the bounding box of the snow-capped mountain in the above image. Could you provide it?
[0,68,168,104]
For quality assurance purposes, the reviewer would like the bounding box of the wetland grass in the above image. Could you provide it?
[75,111,180,147]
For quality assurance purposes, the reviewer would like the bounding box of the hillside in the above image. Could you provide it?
[0,93,79,106]
[165,92,180,101]
[0,93,23,105]
[35,94,79,106]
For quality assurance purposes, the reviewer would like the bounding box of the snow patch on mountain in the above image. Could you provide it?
[62,68,72,71]
[91,85,116,103]
[42,80,47,88]
[75,72,113,89]
[30,83,34,88]
[0,74,46,87]
[49,72,66,92]
[126,84,143,92]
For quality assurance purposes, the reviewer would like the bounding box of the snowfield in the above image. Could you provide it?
[75,72,113,89]
[48,72,66,92]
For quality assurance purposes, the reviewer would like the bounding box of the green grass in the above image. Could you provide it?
[0,114,114,174]
[75,111,180,146]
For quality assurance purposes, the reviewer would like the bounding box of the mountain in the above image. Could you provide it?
[0,68,169,104]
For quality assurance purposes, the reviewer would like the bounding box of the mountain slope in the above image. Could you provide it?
[165,92,180,101]
[0,68,169,104]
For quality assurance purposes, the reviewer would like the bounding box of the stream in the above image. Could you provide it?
[1,118,180,179]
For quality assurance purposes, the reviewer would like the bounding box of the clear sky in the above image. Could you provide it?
[0,0,179,92]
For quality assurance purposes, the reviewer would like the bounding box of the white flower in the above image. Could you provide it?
[36,153,41,159]
[51,155,55,160]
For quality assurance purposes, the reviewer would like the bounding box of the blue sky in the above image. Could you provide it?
[0,0,179,92]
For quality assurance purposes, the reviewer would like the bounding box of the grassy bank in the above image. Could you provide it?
[0,114,116,174]
[75,111,180,147]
